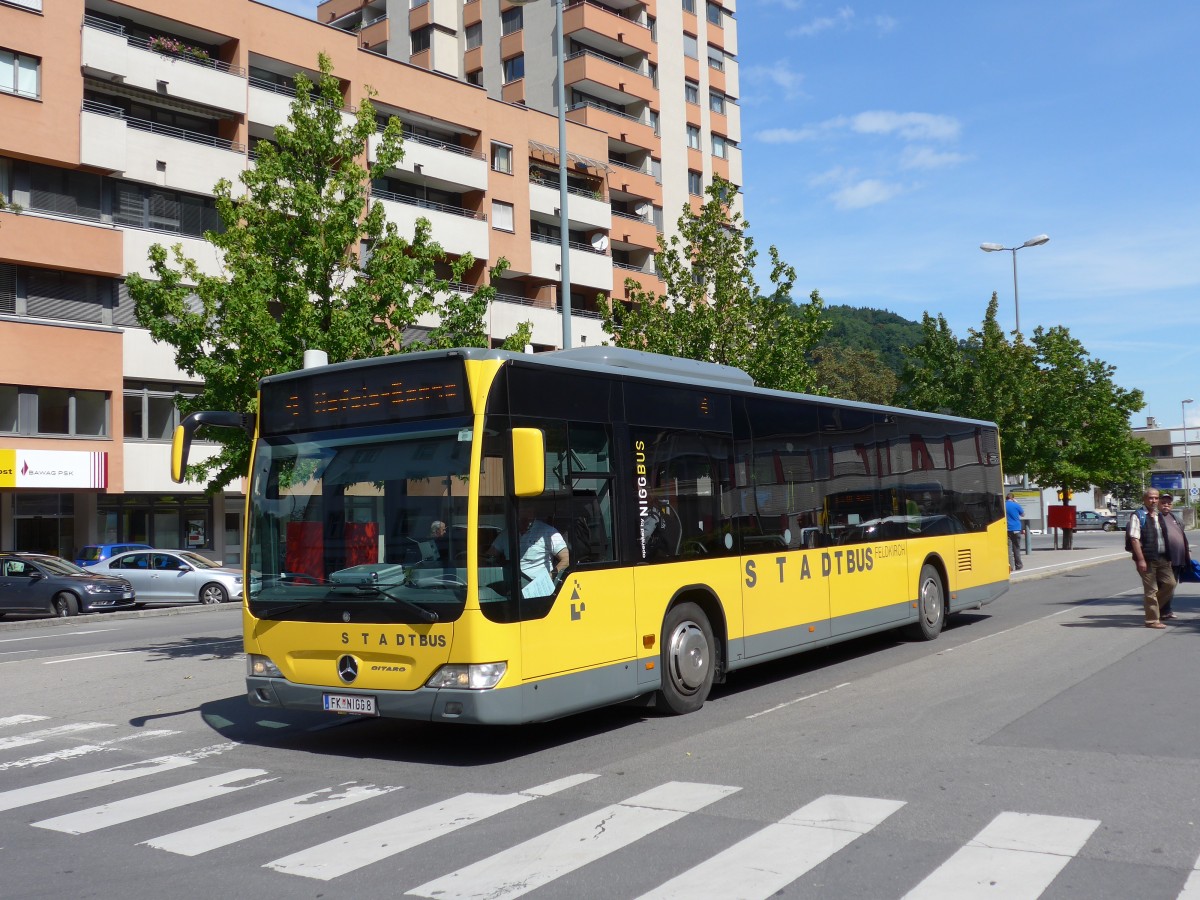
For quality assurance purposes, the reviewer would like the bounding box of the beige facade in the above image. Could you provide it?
[1,0,733,557]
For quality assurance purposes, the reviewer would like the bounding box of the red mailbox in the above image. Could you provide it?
[1047,505,1076,530]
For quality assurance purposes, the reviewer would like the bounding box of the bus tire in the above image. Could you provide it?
[657,602,716,715]
[907,563,945,641]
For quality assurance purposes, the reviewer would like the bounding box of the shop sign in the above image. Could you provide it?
[0,449,108,489]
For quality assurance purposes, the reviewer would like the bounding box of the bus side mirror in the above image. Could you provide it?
[171,411,256,483]
[510,427,545,498]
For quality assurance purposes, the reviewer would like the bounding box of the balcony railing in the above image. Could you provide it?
[569,100,647,126]
[531,232,609,255]
[249,76,355,113]
[563,1,651,31]
[377,126,485,160]
[611,210,650,224]
[564,48,647,77]
[614,260,657,274]
[529,174,603,200]
[608,159,649,175]
[83,15,247,78]
[372,187,486,220]
[83,99,246,153]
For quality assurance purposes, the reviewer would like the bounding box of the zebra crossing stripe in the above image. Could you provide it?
[902,811,1100,899]
[0,753,200,813]
[407,781,740,900]
[32,769,275,834]
[0,715,49,728]
[636,794,906,900]
[1177,849,1200,900]
[0,722,113,752]
[142,781,400,857]
[0,729,181,772]
[267,773,599,881]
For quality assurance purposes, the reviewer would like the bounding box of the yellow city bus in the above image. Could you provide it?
[171,347,1009,724]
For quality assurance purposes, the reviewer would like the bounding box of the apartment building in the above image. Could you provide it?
[0,0,733,559]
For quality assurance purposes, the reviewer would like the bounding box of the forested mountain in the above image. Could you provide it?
[817,305,925,375]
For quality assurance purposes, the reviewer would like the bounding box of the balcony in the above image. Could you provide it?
[567,102,658,154]
[564,50,655,106]
[608,159,659,201]
[81,101,246,196]
[488,291,610,349]
[81,17,246,116]
[368,130,488,192]
[529,181,610,231]
[610,210,656,249]
[373,189,489,259]
[248,78,357,133]
[359,14,390,53]
[563,1,655,57]
[613,262,663,299]
[530,234,612,290]
[122,229,224,280]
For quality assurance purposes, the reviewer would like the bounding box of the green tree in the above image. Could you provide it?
[810,343,898,404]
[601,177,828,392]
[128,54,525,490]
[818,305,924,374]
[898,294,1150,496]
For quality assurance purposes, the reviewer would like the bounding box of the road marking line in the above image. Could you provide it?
[746,682,851,719]
[0,731,186,772]
[407,781,740,900]
[637,794,906,899]
[143,782,399,856]
[0,715,49,728]
[902,811,1099,899]
[268,774,598,881]
[0,722,112,752]
[0,751,202,812]
[1177,849,1200,899]
[0,630,112,644]
[33,769,274,834]
[43,651,136,665]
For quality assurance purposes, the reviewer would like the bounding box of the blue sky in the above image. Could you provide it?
[262,1,1199,432]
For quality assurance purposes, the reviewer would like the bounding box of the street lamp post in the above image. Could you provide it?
[1184,398,1194,518]
[980,234,1049,336]
[508,0,571,349]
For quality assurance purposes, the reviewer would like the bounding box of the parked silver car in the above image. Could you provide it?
[89,550,242,605]
[1074,510,1117,532]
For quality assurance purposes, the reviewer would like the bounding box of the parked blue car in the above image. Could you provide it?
[75,543,153,567]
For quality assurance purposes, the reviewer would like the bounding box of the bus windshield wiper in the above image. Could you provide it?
[344,583,440,623]
[255,599,326,620]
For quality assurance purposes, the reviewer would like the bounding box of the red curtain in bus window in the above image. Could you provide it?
[284,521,379,578]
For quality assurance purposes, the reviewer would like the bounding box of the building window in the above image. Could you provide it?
[491,142,513,174]
[706,1,723,26]
[467,69,483,86]
[685,80,699,105]
[36,387,108,437]
[687,170,702,196]
[501,7,523,35]
[465,22,482,50]
[411,25,431,55]
[709,91,726,114]
[682,33,698,59]
[649,109,659,135]
[712,134,728,159]
[0,384,16,433]
[0,49,39,100]
[492,200,514,232]
[503,55,524,84]
[708,47,724,71]
[113,182,221,237]
[686,124,700,150]
[648,16,657,41]
[124,384,188,442]
[682,0,695,13]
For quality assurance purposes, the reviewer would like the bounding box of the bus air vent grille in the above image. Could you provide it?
[957,549,972,572]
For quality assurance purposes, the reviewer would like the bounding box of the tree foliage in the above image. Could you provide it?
[810,343,898,405]
[898,294,1151,493]
[128,54,525,490]
[818,305,924,375]
[601,177,828,392]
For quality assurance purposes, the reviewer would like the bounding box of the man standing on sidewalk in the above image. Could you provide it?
[1127,488,1175,629]
[1006,492,1025,572]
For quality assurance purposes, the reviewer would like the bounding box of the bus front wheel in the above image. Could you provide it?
[907,563,945,641]
[657,602,715,715]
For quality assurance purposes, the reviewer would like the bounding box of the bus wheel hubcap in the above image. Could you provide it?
[668,622,709,694]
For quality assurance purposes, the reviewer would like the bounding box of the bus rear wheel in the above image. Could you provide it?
[907,563,945,641]
[657,602,716,715]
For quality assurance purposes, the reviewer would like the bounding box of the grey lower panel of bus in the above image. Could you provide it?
[732,578,1008,670]
[247,660,645,726]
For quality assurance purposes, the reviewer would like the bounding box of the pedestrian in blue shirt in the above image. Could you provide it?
[1006,492,1025,571]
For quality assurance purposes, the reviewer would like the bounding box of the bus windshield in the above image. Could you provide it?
[246,422,484,624]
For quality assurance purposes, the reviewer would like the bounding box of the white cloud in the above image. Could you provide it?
[792,6,855,36]
[900,146,970,169]
[830,179,905,209]
[852,111,961,142]
[742,61,807,101]
[756,126,822,143]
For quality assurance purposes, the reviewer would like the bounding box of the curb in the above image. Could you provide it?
[0,601,240,631]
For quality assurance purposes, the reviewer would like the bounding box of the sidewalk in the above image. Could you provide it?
[1010,530,1131,582]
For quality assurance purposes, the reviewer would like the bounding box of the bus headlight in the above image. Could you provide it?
[247,654,282,678]
[426,662,507,690]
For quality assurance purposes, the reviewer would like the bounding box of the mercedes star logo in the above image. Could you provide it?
[337,655,358,684]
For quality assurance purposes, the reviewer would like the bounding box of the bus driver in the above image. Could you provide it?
[485,507,569,598]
